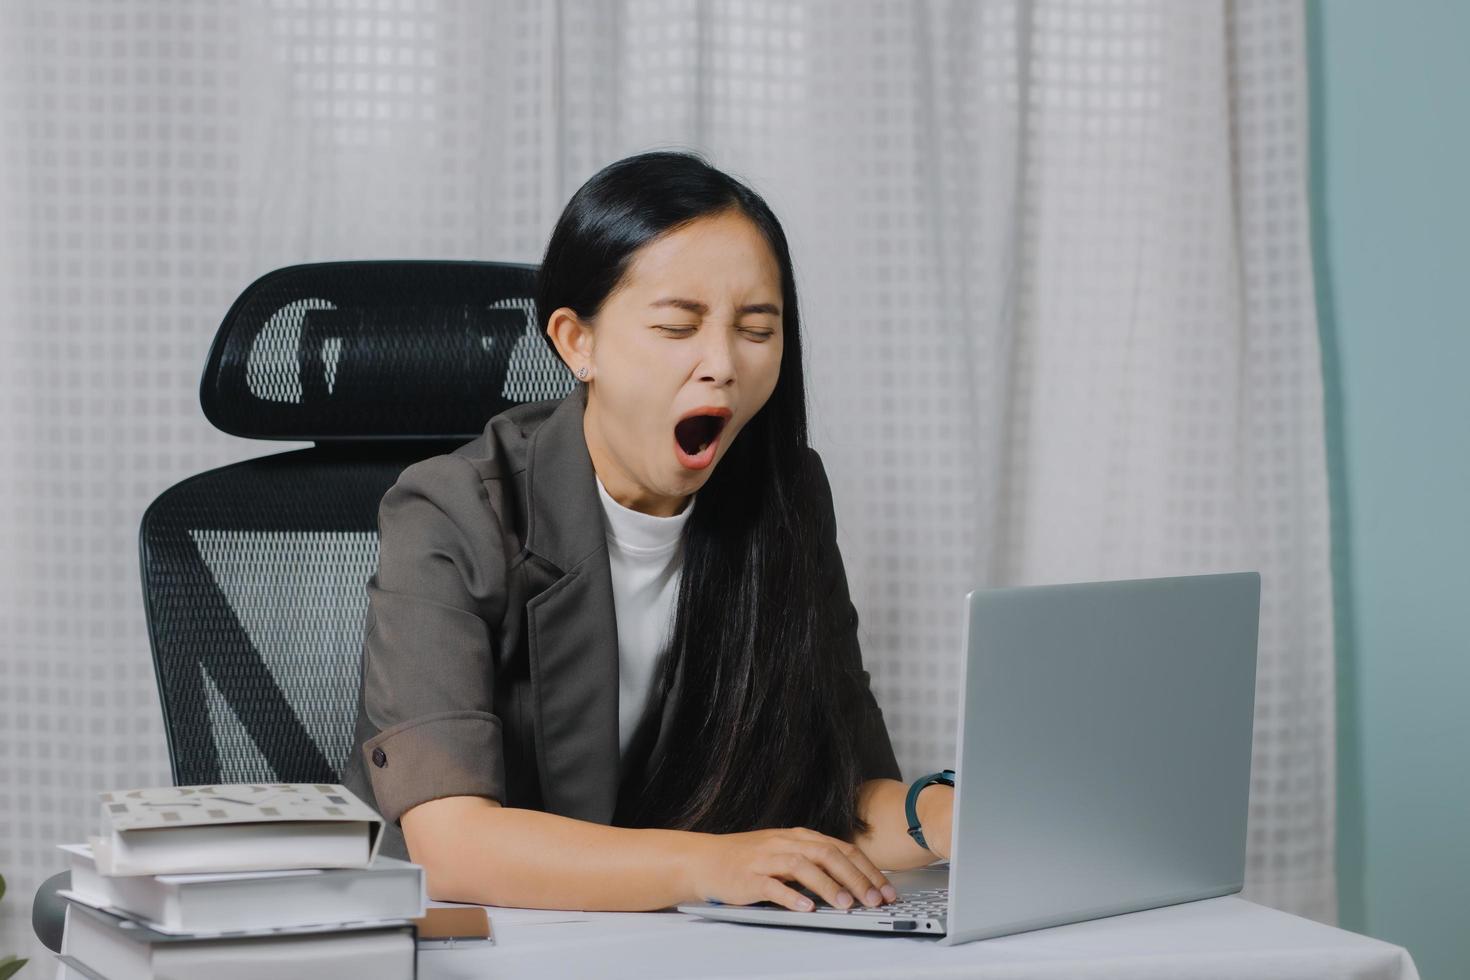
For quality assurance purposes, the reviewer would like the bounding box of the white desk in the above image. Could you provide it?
[419,896,1420,980]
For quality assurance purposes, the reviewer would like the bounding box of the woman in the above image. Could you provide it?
[342,150,956,913]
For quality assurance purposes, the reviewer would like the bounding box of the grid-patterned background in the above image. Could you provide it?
[0,0,1333,964]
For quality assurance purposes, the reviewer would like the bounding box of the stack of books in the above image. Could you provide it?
[54,783,424,980]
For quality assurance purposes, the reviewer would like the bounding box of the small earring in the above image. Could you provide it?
[577,366,589,380]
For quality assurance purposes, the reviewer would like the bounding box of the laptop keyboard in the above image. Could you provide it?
[811,887,948,919]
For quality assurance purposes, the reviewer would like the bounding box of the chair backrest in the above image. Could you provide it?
[142,260,573,784]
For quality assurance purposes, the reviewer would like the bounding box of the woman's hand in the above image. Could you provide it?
[686,828,899,912]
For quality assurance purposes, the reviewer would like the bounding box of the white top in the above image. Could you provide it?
[594,475,696,757]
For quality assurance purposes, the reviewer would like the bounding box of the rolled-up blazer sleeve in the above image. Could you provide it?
[807,448,903,784]
[357,454,510,826]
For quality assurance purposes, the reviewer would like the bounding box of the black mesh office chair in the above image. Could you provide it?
[34,259,573,952]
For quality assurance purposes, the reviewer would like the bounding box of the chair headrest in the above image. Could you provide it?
[201,260,575,442]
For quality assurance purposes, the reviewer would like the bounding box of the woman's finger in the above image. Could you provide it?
[760,876,817,912]
[836,841,897,904]
[800,841,884,907]
[790,829,896,904]
[777,854,852,910]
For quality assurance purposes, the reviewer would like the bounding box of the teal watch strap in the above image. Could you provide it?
[904,769,955,851]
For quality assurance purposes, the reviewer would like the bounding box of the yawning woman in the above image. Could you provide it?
[343,149,956,914]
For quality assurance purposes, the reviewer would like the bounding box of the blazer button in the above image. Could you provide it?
[372,747,387,768]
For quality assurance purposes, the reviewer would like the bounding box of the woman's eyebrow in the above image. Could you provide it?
[649,297,780,316]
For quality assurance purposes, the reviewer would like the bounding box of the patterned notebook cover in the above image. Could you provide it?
[99,783,384,860]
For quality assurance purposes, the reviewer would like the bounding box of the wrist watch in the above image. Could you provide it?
[904,769,955,851]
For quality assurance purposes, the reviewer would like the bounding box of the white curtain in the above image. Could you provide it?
[0,0,1334,963]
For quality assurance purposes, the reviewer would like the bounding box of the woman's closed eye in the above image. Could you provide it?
[655,324,776,341]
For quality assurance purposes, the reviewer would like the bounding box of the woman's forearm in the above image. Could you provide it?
[404,785,939,911]
[405,796,707,911]
[852,778,951,871]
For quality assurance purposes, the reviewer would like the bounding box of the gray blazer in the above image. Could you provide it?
[342,383,900,860]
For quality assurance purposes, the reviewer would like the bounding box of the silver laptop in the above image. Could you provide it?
[678,571,1260,945]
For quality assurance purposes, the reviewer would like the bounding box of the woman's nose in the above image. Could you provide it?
[696,331,737,385]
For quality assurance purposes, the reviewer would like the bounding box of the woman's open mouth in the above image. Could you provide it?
[673,407,732,470]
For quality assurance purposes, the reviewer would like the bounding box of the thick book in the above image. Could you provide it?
[95,783,385,876]
[57,842,426,934]
[59,901,416,980]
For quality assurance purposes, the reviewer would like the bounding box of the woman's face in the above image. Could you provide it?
[549,209,785,517]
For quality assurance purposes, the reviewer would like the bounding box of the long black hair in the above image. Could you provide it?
[535,150,869,840]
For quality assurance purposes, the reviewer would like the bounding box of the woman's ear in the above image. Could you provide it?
[545,307,595,379]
